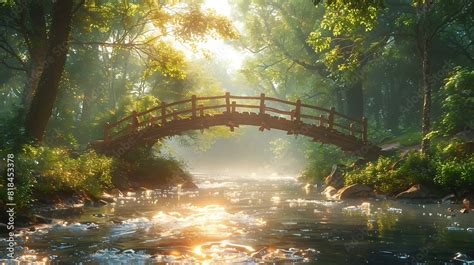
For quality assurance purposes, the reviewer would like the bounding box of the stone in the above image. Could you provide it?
[334,184,374,200]
[33,215,53,224]
[395,184,438,200]
[463,198,470,211]
[324,164,346,189]
[181,180,199,190]
[96,193,115,203]
[322,186,337,198]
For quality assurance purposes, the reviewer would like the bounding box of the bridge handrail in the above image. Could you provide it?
[104,92,368,143]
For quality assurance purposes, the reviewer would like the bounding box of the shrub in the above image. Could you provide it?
[17,145,113,197]
[393,152,436,185]
[438,67,474,135]
[434,157,474,193]
[300,144,350,183]
[345,156,411,194]
[112,145,190,189]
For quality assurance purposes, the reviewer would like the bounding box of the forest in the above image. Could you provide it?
[0,0,473,264]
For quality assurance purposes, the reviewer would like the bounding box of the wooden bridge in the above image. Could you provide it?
[91,93,381,158]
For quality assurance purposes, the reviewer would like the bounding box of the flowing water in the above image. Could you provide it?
[1,173,474,264]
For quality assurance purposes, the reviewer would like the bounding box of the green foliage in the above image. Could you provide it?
[431,138,474,192]
[437,67,474,135]
[345,156,405,194]
[17,145,113,197]
[112,145,190,189]
[383,130,422,146]
[434,158,474,192]
[345,152,437,194]
[345,136,473,195]
[300,144,350,183]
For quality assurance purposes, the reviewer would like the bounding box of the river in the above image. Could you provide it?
[1,173,474,264]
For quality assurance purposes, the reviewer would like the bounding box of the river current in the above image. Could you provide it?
[1,173,474,264]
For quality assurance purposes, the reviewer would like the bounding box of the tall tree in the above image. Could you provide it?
[25,0,75,142]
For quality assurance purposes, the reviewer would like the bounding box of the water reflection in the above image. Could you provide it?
[1,173,474,264]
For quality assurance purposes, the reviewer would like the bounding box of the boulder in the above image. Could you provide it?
[334,184,374,200]
[84,198,108,207]
[395,184,437,200]
[324,164,346,189]
[322,186,337,198]
[96,193,115,203]
[33,214,54,224]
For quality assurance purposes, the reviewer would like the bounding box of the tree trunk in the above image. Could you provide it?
[420,45,431,154]
[345,80,364,119]
[25,0,74,142]
[22,1,48,107]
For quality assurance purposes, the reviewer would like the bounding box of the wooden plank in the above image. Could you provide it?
[234,104,259,109]
[225,92,231,113]
[265,107,293,116]
[191,95,197,119]
[259,93,265,115]
[196,95,226,101]
[166,98,192,108]
[265,96,297,106]
[294,99,301,123]
[199,104,204,117]
[300,103,330,112]
[328,107,335,130]
[229,95,260,100]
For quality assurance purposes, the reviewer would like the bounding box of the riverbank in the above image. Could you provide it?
[310,134,474,207]
[0,144,196,230]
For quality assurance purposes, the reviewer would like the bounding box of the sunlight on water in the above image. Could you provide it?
[2,174,474,264]
[149,205,266,238]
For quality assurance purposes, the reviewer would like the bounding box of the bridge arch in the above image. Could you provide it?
[91,93,381,158]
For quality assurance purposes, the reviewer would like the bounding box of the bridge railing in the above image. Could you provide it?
[103,93,368,143]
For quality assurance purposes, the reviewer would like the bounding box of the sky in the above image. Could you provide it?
[183,0,248,72]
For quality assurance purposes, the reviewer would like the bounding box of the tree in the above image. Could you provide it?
[24,0,75,142]
[0,0,238,144]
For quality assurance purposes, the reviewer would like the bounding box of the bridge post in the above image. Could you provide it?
[362,116,368,143]
[231,101,236,113]
[259,93,265,116]
[319,114,325,127]
[225,92,231,114]
[199,104,204,117]
[104,122,110,142]
[350,122,355,136]
[191,95,197,119]
[161,102,167,125]
[295,99,301,123]
[328,107,335,130]
[173,109,178,121]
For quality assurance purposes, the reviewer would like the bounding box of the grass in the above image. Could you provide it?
[383,130,422,146]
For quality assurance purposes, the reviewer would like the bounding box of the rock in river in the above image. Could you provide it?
[322,186,337,198]
[181,180,199,190]
[324,164,346,189]
[334,184,374,200]
[395,184,437,200]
